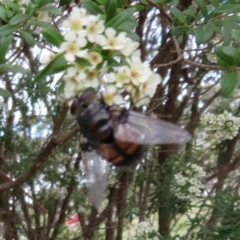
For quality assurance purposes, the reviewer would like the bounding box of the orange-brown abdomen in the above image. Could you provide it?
[95,139,143,166]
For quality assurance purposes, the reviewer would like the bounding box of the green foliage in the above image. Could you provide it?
[34,54,68,84]
[83,0,104,15]
[0,35,12,64]
[0,63,29,74]
[42,28,64,47]
[1,0,240,240]
[19,29,35,46]
[0,87,11,97]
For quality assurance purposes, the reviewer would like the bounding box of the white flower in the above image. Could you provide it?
[75,71,87,83]
[84,70,100,89]
[172,163,205,200]
[201,111,240,142]
[108,67,130,88]
[59,7,162,108]
[102,85,123,105]
[41,54,54,65]
[60,42,80,62]
[138,73,161,100]
[88,52,103,66]
[63,17,83,34]
[75,34,88,48]
[63,76,79,98]
[126,58,152,85]
[37,12,51,23]
[101,28,126,50]
[86,19,105,43]
[120,38,139,56]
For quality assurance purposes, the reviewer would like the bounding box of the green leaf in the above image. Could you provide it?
[106,0,117,23]
[106,8,136,28]
[0,64,29,74]
[34,53,68,84]
[223,17,232,46]
[120,18,138,28]
[2,0,21,13]
[0,35,12,64]
[116,0,125,7]
[177,34,183,45]
[0,24,18,37]
[194,26,204,44]
[42,28,64,47]
[232,29,240,44]
[38,6,62,16]
[209,0,219,7]
[129,4,145,11]
[171,26,192,35]
[9,14,30,25]
[222,46,240,66]
[116,26,140,41]
[36,0,52,8]
[6,8,15,19]
[0,88,12,98]
[96,0,106,5]
[75,57,92,67]
[83,0,104,15]
[19,30,35,46]
[221,72,238,97]
[25,3,37,15]
[170,8,187,24]
[213,4,240,14]
[56,79,65,95]
[59,0,72,7]
[195,8,203,21]
[0,5,8,22]
[215,46,235,67]
[183,5,195,18]
[195,22,214,44]
[28,20,54,29]
[204,22,215,41]
[194,0,208,16]
[217,58,232,69]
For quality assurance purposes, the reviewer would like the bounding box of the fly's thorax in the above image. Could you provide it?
[77,101,112,141]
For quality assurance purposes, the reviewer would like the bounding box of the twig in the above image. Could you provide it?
[0,169,47,213]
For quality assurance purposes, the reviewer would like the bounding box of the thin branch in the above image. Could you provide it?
[184,59,226,70]
[0,169,46,213]
[0,103,77,192]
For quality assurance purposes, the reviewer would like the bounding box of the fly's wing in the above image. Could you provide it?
[113,111,191,144]
[82,150,109,210]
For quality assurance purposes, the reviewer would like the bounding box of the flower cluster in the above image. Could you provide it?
[201,111,240,143]
[60,7,161,106]
[172,163,206,200]
[127,220,160,240]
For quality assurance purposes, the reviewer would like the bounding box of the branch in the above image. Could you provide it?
[0,169,46,213]
[0,102,77,192]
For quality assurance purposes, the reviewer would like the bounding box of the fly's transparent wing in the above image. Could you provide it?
[82,150,109,210]
[114,111,191,144]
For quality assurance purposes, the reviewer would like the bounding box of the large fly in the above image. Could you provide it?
[71,91,191,209]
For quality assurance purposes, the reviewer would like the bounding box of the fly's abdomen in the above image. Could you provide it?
[95,139,143,166]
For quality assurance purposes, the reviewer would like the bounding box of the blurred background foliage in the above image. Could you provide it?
[1,0,240,239]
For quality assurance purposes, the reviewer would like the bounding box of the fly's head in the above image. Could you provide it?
[70,91,99,116]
